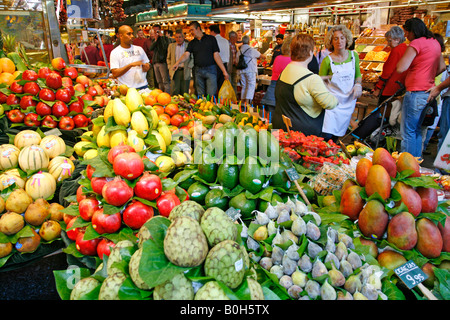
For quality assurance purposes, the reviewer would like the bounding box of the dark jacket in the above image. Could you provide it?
[150,35,171,64]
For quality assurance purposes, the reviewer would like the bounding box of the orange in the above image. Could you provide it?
[0,58,15,74]
[0,72,15,86]
[159,113,171,125]
[144,94,157,106]
[153,105,165,115]
[170,114,184,127]
[156,92,172,106]
[150,88,162,97]
[165,103,179,117]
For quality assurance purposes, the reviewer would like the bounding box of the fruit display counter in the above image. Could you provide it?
[0,46,449,300]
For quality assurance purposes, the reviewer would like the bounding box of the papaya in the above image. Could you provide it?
[340,185,365,221]
[365,164,391,200]
[416,218,443,258]
[387,211,418,250]
[358,200,389,239]
[396,152,421,177]
[372,147,397,178]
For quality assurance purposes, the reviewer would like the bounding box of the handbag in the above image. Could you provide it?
[421,98,438,127]
[236,48,250,70]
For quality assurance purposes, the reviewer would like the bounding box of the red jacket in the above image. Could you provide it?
[375,42,407,96]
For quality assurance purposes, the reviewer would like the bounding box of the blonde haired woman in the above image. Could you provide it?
[319,25,362,141]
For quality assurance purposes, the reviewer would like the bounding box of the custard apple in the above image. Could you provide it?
[129,247,151,290]
[98,272,128,300]
[106,240,136,276]
[194,281,230,300]
[70,277,100,300]
[200,207,238,247]
[169,200,205,222]
[153,272,194,300]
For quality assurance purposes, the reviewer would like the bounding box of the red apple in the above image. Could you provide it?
[75,232,100,256]
[22,70,38,81]
[0,92,7,104]
[63,66,78,79]
[87,86,98,97]
[85,106,94,116]
[76,185,89,203]
[93,95,105,107]
[97,238,115,259]
[86,164,95,180]
[6,109,25,123]
[69,100,84,114]
[76,75,90,88]
[58,116,75,130]
[94,84,104,96]
[35,102,52,116]
[52,101,69,117]
[10,81,23,94]
[39,88,56,101]
[73,83,85,93]
[42,115,58,128]
[61,77,73,88]
[46,72,62,90]
[78,198,100,221]
[107,144,136,164]
[65,85,75,97]
[6,94,20,106]
[66,217,81,241]
[81,93,93,101]
[19,95,37,110]
[73,114,89,128]
[55,88,72,104]
[23,82,41,96]
[122,200,154,230]
[91,177,110,194]
[24,112,41,127]
[91,209,122,235]
[38,67,51,79]
[51,57,66,71]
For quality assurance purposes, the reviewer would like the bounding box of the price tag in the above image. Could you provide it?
[394,260,428,290]
[285,168,300,181]
[225,207,241,222]
[282,115,292,135]
[44,128,63,136]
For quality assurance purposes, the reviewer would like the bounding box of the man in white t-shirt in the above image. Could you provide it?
[209,24,230,90]
[110,25,150,89]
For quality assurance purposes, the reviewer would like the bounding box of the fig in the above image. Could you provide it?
[306,221,321,240]
[311,259,328,279]
[291,268,308,287]
[320,279,337,300]
[259,257,273,271]
[279,275,293,290]
[282,254,297,275]
[271,245,284,265]
[307,240,323,258]
[344,274,362,294]
[291,216,306,236]
[298,254,312,273]
[305,279,321,299]
[288,285,303,299]
[347,250,363,270]
[335,241,348,261]
[270,265,284,279]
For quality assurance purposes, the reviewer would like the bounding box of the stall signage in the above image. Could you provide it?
[212,0,273,9]
[67,0,93,19]
[394,260,428,290]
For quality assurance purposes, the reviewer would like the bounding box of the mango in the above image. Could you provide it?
[357,199,389,239]
[340,185,365,221]
[355,158,372,187]
[341,179,357,194]
[393,181,422,217]
[416,218,443,258]
[322,195,336,207]
[416,187,438,213]
[358,238,378,258]
[372,147,397,178]
[396,152,421,178]
[421,262,436,288]
[387,211,418,250]
[365,164,391,200]
[377,250,407,270]
[438,216,450,252]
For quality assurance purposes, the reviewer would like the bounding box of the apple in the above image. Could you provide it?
[73,83,85,93]
[45,72,62,90]
[55,88,72,104]
[122,200,154,230]
[23,82,40,96]
[94,84,104,96]
[65,85,75,97]
[63,66,78,79]
[85,106,94,116]
[86,164,95,180]
[97,238,115,259]
[6,109,25,123]
[73,114,89,128]
[61,77,73,88]
[66,218,81,241]
[22,70,38,81]
[76,75,90,88]
[52,101,69,117]
[10,81,23,94]
[38,67,51,79]
[36,102,52,116]
[91,209,122,234]
[91,177,110,194]
[69,100,84,114]
[41,115,58,128]
[81,93,93,102]
[75,231,100,256]
[24,112,41,127]
[6,94,20,106]
[76,185,90,203]
[93,95,105,107]
[38,88,56,101]
[87,86,98,97]
[78,198,100,221]
[0,92,7,104]
[19,95,37,110]
[51,57,66,71]
[58,116,75,130]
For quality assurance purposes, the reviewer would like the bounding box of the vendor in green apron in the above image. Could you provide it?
[319,25,363,141]
[272,34,338,137]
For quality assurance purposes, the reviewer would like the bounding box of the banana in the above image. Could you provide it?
[131,110,149,138]
[151,130,166,153]
[157,121,172,147]
[112,98,131,127]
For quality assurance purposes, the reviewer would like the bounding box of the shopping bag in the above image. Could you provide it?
[218,79,237,102]
[434,129,450,170]
[421,98,438,127]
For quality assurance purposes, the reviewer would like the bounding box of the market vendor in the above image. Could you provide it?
[109,25,151,90]
[272,34,338,137]
[319,25,362,141]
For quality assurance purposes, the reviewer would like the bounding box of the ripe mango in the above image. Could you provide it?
[358,238,378,258]
[416,218,443,258]
[355,158,372,187]
[393,181,422,217]
[341,179,357,194]
[340,185,365,221]
[357,199,389,239]
[377,250,407,270]
[372,147,397,178]
[421,262,436,288]
[396,152,421,178]
[365,164,391,200]
[416,187,438,213]
[387,211,418,250]
[438,216,450,252]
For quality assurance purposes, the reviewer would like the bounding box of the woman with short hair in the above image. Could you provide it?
[272,34,338,137]
[319,25,362,141]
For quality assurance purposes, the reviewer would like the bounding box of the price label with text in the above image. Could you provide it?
[285,168,300,181]
[394,260,428,289]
